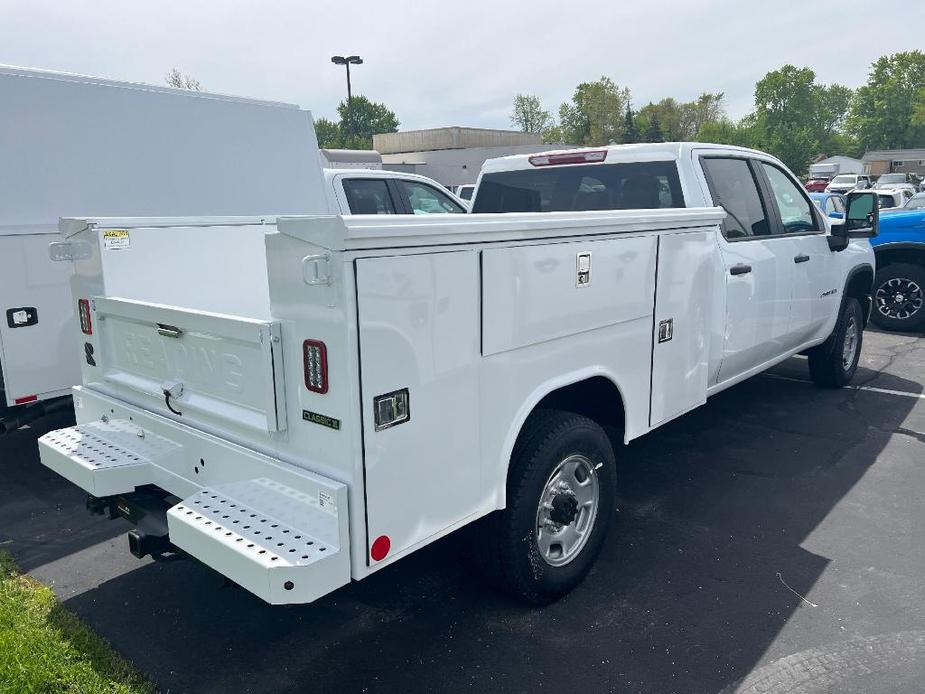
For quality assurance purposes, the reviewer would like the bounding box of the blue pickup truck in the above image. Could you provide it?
[871,208,925,331]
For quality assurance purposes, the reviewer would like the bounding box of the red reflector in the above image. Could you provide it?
[529,150,608,167]
[303,339,328,394]
[371,535,391,561]
[15,395,38,404]
[78,299,92,335]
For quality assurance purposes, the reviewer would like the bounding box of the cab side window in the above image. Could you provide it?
[760,163,819,233]
[396,181,466,214]
[701,157,770,239]
[343,179,397,214]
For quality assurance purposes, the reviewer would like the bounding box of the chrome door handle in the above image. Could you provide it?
[729,263,752,276]
[794,254,810,264]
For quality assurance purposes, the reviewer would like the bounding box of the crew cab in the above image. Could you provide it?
[38,142,877,607]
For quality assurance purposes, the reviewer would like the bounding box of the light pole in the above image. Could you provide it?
[331,55,363,141]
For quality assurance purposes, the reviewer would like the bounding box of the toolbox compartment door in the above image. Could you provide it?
[93,297,287,433]
[649,231,714,427]
[356,252,482,564]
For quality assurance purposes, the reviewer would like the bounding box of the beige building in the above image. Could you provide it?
[862,149,925,178]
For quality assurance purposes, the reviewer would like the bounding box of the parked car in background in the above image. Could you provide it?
[869,208,925,331]
[902,192,925,210]
[876,188,915,211]
[827,174,872,194]
[805,177,831,193]
[873,173,917,197]
[809,192,846,219]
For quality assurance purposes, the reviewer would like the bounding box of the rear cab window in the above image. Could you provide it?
[472,160,684,213]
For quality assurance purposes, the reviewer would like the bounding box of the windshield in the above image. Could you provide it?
[830,175,856,185]
[905,196,925,209]
[472,161,684,213]
[878,174,905,185]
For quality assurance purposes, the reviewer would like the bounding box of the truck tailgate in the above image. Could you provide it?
[94,297,287,433]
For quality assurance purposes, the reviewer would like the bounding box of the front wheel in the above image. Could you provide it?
[870,263,925,332]
[480,410,616,605]
[808,297,863,388]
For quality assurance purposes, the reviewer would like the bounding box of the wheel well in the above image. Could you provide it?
[874,246,925,272]
[845,265,874,325]
[531,376,625,432]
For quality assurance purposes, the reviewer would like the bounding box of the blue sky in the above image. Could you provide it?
[2,0,922,131]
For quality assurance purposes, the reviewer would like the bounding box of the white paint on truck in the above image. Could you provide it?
[38,142,876,605]
[0,65,462,413]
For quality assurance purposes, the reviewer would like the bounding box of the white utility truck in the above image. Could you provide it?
[38,143,877,605]
[0,65,462,432]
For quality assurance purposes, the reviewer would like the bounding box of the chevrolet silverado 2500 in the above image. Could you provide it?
[38,143,877,605]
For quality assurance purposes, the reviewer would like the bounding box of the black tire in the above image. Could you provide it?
[808,297,863,388]
[479,409,616,605]
[870,262,925,332]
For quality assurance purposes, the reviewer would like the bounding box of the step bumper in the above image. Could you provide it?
[38,408,350,605]
[169,479,347,604]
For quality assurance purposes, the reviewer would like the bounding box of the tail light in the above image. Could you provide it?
[529,150,607,167]
[303,340,328,394]
[78,299,92,335]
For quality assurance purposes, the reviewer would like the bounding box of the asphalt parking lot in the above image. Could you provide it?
[2,329,924,694]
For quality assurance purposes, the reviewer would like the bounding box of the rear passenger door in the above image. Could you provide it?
[699,155,794,383]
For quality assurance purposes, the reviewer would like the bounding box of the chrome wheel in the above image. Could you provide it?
[842,314,859,370]
[535,454,599,567]
[875,277,924,321]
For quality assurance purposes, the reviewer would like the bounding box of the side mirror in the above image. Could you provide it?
[845,191,879,238]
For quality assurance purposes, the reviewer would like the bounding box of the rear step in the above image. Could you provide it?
[168,479,348,604]
[39,416,351,604]
[38,420,179,497]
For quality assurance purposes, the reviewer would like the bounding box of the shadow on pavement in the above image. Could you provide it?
[41,357,920,694]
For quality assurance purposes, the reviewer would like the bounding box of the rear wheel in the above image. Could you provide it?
[870,263,925,332]
[480,410,616,604]
[808,297,863,388]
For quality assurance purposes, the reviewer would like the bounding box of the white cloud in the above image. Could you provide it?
[0,0,920,130]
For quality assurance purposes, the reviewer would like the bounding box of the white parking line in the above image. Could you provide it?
[763,373,925,400]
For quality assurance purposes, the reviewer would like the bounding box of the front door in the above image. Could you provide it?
[699,156,795,384]
[757,161,837,344]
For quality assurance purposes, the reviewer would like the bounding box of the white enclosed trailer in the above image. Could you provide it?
[38,143,877,605]
[0,65,327,417]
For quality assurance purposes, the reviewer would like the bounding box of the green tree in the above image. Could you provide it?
[752,65,827,174]
[558,76,631,145]
[511,94,552,134]
[335,95,399,149]
[697,115,763,149]
[644,114,664,143]
[622,105,640,144]
[314,117,342,148]
[687,92,726,139]
[848,51,925,149]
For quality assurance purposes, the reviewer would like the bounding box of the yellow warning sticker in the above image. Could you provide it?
[102,229,130,250]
